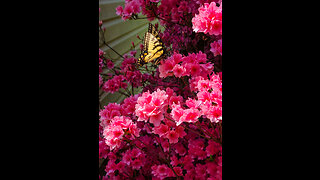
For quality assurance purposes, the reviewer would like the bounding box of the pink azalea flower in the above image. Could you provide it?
[115,6,123,16]
[197,79,212,92]
[153,124,169,137]
[156,164,169,177]
[175,126,187,138]
[173,166,183,176]
[135,89,168,126]
[210,39,222,56]
[168,95,183,107]
[171,52,183,64]
[192,2,222,35]
[132,158,143,170]
[189,63,201,77]
[122,152,132,165]
[195,163,207,176]
[170,155,180,166]
[180,108,201,124]
[174,142,187,156]
[172,64,186,78]
[185,98,201,109]
[170,103,185,126]
[166,130,179,144]
[158,58,175,78]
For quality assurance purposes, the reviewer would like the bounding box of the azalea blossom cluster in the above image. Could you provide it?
[99,58,222,179]
[158,51,214,78]
[192,2,222,36]
[103,115,140,150]
[99,0,223,179]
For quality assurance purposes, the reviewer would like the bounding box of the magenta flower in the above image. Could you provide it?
[210,39,222,56]
[115,5,123,16]
[192,2,222,35]
[153,124,169,137]
[166,130,179,144]
[172,64,186,78]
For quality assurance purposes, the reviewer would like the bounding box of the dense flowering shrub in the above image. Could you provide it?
[99,0,222,179]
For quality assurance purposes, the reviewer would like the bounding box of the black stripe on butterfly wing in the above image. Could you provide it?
[146,32,162,50]
[152,49,167,65]
[145,46,164,62]
[152,42,164,50]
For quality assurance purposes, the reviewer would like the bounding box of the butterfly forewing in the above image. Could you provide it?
[138,23,166,66]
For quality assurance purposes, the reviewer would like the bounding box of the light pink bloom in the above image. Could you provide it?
[135,89,168,126]
[180,108,201,124]
[192,2,222,36]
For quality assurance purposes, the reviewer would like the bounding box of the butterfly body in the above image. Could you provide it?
[137,23,167,66]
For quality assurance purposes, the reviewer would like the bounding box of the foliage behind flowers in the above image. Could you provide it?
[99,0,222,179]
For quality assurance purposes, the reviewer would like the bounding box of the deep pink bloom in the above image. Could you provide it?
[107,60,114,69]
[175,126,187,138]
[99,103,122,128]
[171,52,183,64]
[195,163,207,177]
[159,136,170,152]
[132,158,143,170]
[189,75,205,92]
[172,64,186,78]
[102,115,139,150]
[174,142,187,156]
[168,95,183,107]
[188,63,201,77]
[173,166,183,176]
[153,124,169,137]
[206,139,222,156]
[115,6,123,16]
[158,58,175,78]
[122,152,132,165]
[152,164,170,179]
[210,39,222,56]
[102,75,127,93]
[166,130,179,144]
[170,155,180,166]
[121,95,139,117]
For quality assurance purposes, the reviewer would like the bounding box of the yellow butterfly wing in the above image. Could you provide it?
[137,23,165,66]
[144,32,164,63]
